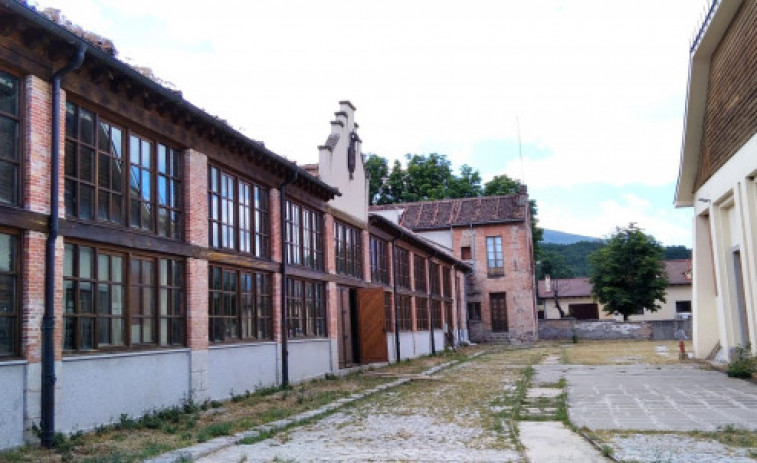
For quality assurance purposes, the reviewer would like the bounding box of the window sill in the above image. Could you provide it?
[0,359,27,366]
[209,340,276,349]
[62,347,190,362]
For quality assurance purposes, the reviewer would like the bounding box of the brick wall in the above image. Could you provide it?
[183,150,208,247]
[696,2,757,189]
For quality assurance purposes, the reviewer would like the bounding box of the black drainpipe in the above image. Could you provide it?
[278,172,297,386]
[427,252,437,355]
[42,44,86,448]
[390,231,403,363]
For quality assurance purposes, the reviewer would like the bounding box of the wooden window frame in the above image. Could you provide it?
[415,296,429,331]
[486,236,504,277]
[285,200,323,271]
[208,265,273,343]
[65,102,183,238]
[396,294,412,331]
[395,247,410,290]
[0,70,22,207]
[0,229,19,358]
[429,261,441,296]
[63,242,185,352]
[370,235,389,285]
[207,165,270,258]
[286,278,327,338]
[334,220,363,279]
[413,254,427,293]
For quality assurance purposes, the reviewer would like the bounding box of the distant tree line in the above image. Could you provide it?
[538,241,692,280]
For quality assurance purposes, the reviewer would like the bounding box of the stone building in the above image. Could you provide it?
[0,3,468,449]
[676,0,757,361]
[371,192,538,343]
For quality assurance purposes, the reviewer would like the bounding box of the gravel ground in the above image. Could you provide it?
[606,434,756,463]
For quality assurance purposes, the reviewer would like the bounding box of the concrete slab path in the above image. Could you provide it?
[519,421,608,463]
[566,363,757,431]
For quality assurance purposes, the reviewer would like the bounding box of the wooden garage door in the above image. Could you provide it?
[357,288,388,363]
[569,303,599,320]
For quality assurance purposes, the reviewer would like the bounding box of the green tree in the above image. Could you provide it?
[364,153,389,205]
[588,224,668,321]
[449,164,483,198]
[537,249,574,280]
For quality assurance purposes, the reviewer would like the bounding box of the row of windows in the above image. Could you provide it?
[63,243,184,351]
[65,102,183,239]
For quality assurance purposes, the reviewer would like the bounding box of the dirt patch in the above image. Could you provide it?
[560,340,694,365]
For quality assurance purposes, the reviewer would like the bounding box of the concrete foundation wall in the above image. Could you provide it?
[288,339,333,382]
[208,343,279,399]
[0,362,25,449]
[539,319,693,341]
[58,350,190,433]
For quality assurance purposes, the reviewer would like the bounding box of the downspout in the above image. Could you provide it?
[390,231,404,363]
[279,171,298,386]
[42,43,87,448]
[453,264,461,346]
[427,251,437,355]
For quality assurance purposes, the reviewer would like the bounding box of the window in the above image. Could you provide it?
[676,300,692,313]
[460,246,471,260]
[396,294,412,331]
[415,297,428,330]
[384,292,393,332]
[0,232,18,357]
[413,255,426,292]
[63,243,184,351]
[395,247,410,290]
[429,261,440,296]
[208,266,272,342]
[286,278,326,338]
[431,299,443,329]
[0,71,20,205]
[490,292,508,332]
[486,236,504,277]
[442,267,452,298]
[468,302,481,320]
[208,165,269,258]
[65,102,182,237]
[335,221,362,278]
[285,201,323,270]
[370,236,389,285]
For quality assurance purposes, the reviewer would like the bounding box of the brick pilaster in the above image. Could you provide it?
[183,149,208,247]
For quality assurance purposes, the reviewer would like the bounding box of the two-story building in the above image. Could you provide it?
[0,2,469,449]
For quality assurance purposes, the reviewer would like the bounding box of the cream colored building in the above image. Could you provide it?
[539,260,692,321]
[676,0,757,360]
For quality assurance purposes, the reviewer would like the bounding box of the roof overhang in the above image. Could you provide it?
[0,0,340,201]
[676,0,743,207]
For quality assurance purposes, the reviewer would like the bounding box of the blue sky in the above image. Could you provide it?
[33,0,710,246]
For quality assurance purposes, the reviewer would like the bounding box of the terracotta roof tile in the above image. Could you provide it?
[370,194,527,230]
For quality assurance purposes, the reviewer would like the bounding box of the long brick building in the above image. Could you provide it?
[371,191,538,343]
[0,3,469,449]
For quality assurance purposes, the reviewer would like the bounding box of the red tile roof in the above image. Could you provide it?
[370,194,527,230]
[665,259,693,285]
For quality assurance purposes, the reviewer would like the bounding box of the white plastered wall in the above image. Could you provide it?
[692,130,757,359]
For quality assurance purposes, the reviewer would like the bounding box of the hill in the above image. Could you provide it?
[542,229,601,245]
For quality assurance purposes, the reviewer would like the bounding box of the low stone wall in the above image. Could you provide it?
[538,318,692,341]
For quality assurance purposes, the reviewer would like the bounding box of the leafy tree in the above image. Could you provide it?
[537,249,574,280]
[588,224,668,321]
[449,164,483,198]
[483,174,520,196]
[664,245,692,260]
[364,153,389,205]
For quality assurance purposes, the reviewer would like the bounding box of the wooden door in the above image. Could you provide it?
[357,288,388,363]
[337,286,353,368]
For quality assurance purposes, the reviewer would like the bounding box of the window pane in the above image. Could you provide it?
[0,233,14,272]
[0,72,17,115]
[0,317,15,356]
[80,185,94,219]
[112,256,123,283]
[81,317,94,349]
[79,247,94,278]
[97,122,110,152]
[112,286,123,315]
[157,144,167,174]
[79,282,94,313]
[0,160,17,204]
[79,109,94,145]
[0,117,18,161]
[65,103,77,139]
[111,128,122,159]
[0,275,15,314]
